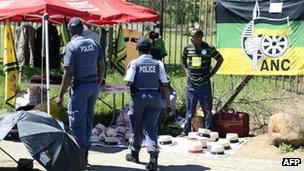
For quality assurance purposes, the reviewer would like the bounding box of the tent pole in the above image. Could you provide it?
[159,0,165,37]
[41,16,45,103]
[0,146,19,163]
[43,13,50,115]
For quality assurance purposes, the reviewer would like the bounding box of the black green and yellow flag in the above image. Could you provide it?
[60,17,70,56]
[111,25,126,75]
[100,27,107,53]
[3,19,19,107]
[216,0,304,75]
[253,18,292,37]
[60,18,70,47]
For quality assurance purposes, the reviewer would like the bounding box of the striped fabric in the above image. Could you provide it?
[111,25,127,75]
[182,43,220,85]
[4,19,19,107]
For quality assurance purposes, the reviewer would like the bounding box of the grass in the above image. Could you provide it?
[278,143,304,154]
[298,146,304,152]
[0,28,303,127]
[279,143,294,154]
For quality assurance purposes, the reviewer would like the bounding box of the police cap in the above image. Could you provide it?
[190,29,204,38]
[136,37,152,49]
[68,17,83,30]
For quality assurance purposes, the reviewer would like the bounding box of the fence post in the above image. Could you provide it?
[159,0,165,37]
[107,27,114,70]
[220,76,253,111]
[211,0,215,45]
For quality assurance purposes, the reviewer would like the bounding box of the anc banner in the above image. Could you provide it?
[216,0,304,75]
[3,19,19,107]
[111,25,126,75]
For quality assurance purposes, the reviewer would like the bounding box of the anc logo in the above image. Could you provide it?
[241,1,291,71]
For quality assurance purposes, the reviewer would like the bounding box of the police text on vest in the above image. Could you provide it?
[139,66,156,73]
[81,45,94,52]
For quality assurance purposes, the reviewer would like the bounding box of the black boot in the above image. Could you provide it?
[84,150,89,165]
[125,151,139,163]
[146,152,158,171]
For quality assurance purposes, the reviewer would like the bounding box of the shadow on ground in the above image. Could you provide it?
[88,164,210,171]
[159,165,210,171]
[90,146,126,154]
[0,168,43,171]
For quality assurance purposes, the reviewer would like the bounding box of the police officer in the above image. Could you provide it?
[124,37,170,171]
[180,29,223,136]
[56,17,105,164]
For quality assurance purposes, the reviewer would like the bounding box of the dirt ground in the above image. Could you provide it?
[235,134,304,160]
[1,92,304,170]
[236,91,304,162]
[1,134,303,170]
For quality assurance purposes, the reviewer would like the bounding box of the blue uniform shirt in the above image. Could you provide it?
[124,54,168,85]
[64,34,104,83]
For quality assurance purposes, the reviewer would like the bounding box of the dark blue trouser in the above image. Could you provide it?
[182,81,213,135]
[158,90,177,125]
[68,83,100,151]
[128,91,161,153]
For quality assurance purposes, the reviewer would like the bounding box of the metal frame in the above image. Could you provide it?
[0,146,34,169]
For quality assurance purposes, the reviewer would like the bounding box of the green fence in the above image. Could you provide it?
[128,0,216,67]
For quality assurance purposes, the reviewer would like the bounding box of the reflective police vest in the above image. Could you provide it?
[132,59,160,91]
[70,36,99,84]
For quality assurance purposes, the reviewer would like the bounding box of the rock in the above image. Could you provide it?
[91,128,102,136]
[191,115,203,132]
[190,106,205,132]
[95,123,106,132]
[105,128,118,137]
[268,112,304,147]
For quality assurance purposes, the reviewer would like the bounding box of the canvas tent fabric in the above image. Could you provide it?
[216,0,304,75]
[0,0,99,22]
[0,0,159,24]
[0,111,86,171]
[89,0,159,24]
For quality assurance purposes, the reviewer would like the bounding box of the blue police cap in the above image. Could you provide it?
[136,37,151,49]
[68,17,83,30]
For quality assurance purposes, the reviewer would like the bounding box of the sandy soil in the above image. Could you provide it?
[235,134,304,160]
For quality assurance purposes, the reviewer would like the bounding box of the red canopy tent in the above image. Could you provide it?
[0,0,159,24]
[88,0,159,24]
[0,0,100,22]
[0,0,159,114]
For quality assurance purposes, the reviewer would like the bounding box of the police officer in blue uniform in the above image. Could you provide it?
[56,17,105,164]
[180,29,223,136]
[124,37,170,171]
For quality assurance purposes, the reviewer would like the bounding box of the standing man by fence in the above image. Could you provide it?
[56,17,105,165]
[179,29,223,136]
[124,37,170,171]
